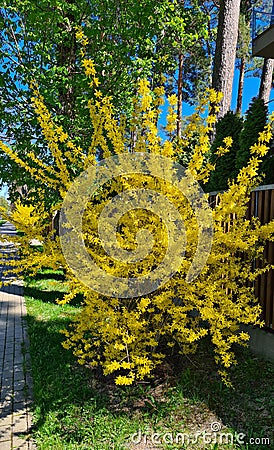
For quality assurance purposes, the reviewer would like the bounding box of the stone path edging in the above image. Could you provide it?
[0,222,36,449]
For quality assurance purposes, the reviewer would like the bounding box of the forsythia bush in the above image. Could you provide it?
[1,32,274,386]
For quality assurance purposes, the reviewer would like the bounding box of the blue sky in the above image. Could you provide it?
[181,67,274,117]
[0,185,9,198]
[232,67,274,114]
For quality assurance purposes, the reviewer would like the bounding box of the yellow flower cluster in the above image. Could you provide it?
[1,30,274,386]
[166,96,178,134]
[75,26,89,52]
[30,82,85,190]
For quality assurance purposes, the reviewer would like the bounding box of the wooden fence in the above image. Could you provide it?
[208,185,274,332]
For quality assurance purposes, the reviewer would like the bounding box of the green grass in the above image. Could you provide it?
[24,271,274,449]
[0,219,6,226]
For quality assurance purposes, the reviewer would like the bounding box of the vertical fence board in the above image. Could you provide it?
[260,189,272,328]
[254,191,261,300]
[209,185,274,331]
[258,191,267,320]
[250,191,256,220]
[266,189,274,329]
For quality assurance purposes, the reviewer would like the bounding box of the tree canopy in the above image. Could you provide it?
[0,0,211,200]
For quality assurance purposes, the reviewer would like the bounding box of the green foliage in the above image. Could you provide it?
[207,98,273,194]
[206,111,243,192]
[236,97,268,172]
[0,0,210,202]
[236,12,251,61]
[260,143,274,184]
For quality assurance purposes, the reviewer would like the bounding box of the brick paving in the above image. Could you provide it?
[0,223,35,449]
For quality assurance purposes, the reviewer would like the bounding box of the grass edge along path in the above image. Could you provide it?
[24,270,274,450]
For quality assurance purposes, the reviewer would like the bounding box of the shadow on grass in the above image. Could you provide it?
[29,271,66,281]
[26,311,122,449]
[24,285,83,307]
[25,290,274,449]
[24,286,66,305]
[164,340,274,446]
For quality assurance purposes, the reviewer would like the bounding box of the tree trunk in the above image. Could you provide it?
[236,57,246,115]
[57,36,76,121]
[259,58,274,105]
[177,53,183,138]
[177,0,185,138]
[212,0,241,118]
[57,0,77,122]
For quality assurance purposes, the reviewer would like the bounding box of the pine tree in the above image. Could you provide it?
[236,97,268,171]
[260,144,274,184]
[206,111,243,192]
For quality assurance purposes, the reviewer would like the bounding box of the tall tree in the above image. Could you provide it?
[206,111,243,192]
[236,3,252,115]
[162,1,212,137]
[212,0,241,118]
[259,58,274,104]
[177,0,185,138]
[236,97,268,171]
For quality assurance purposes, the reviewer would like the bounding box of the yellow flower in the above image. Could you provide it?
[115,375,135,386]
[168,94,177,106]
[223,136,233,147]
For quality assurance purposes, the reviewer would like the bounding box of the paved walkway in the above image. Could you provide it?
[0,223,35,449]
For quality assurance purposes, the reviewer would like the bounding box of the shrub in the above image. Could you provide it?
[1,38,274,386]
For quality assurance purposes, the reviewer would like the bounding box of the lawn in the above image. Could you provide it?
[24,270,274,449]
